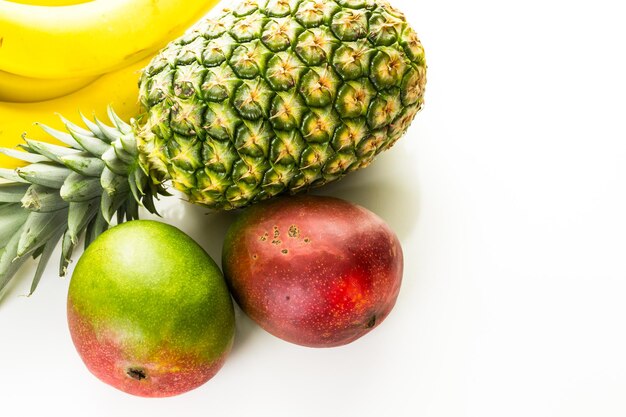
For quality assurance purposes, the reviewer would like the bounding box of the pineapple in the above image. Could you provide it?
[0,0,426,296]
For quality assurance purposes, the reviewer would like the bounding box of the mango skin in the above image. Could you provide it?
[222,195,403,348]
[67,220,235,397]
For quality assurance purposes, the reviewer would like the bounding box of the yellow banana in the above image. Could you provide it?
[6,0,90,5]
[0,57,151,168]
[0,0,219,79]
[0,70,98,103]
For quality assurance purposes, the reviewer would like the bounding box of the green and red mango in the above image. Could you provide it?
[67,221,235,397]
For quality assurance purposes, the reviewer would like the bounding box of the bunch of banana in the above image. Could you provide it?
[0,0,220,168]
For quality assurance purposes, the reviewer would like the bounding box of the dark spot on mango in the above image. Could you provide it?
[281,249,288,254]
[252,254,258,260]
[272,239,282,245]
[366,315,377,328]
[273,226,280,238]
[288,225,300,238]
[285,295,291,301]
[126,367,147,381]
[304,238,311,243]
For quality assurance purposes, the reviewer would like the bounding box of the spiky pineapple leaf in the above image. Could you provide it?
[0,109,163,301]
[29,230,64,296]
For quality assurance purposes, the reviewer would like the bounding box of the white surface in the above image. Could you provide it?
[2,0,626,416]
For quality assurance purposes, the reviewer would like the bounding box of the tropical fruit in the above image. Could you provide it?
[67,220,235,397]
[0,0,220,78]
[0,70,98,103]
[0,57,150,170]
[137,0,426,209]
[222,195,403,347]
[0,0,426,297]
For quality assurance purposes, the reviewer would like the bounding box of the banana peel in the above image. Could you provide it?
[0,70,98,103]
[0,0,219,78]
[0,57,150,168]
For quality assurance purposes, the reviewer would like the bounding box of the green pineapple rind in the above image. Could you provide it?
[137,0,427,210]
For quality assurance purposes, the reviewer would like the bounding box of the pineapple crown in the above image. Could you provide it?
[0,108,167,298]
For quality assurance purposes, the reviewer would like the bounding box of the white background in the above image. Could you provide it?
[2,0,626,416]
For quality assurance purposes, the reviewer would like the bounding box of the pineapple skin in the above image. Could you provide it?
[137,0,427,210]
